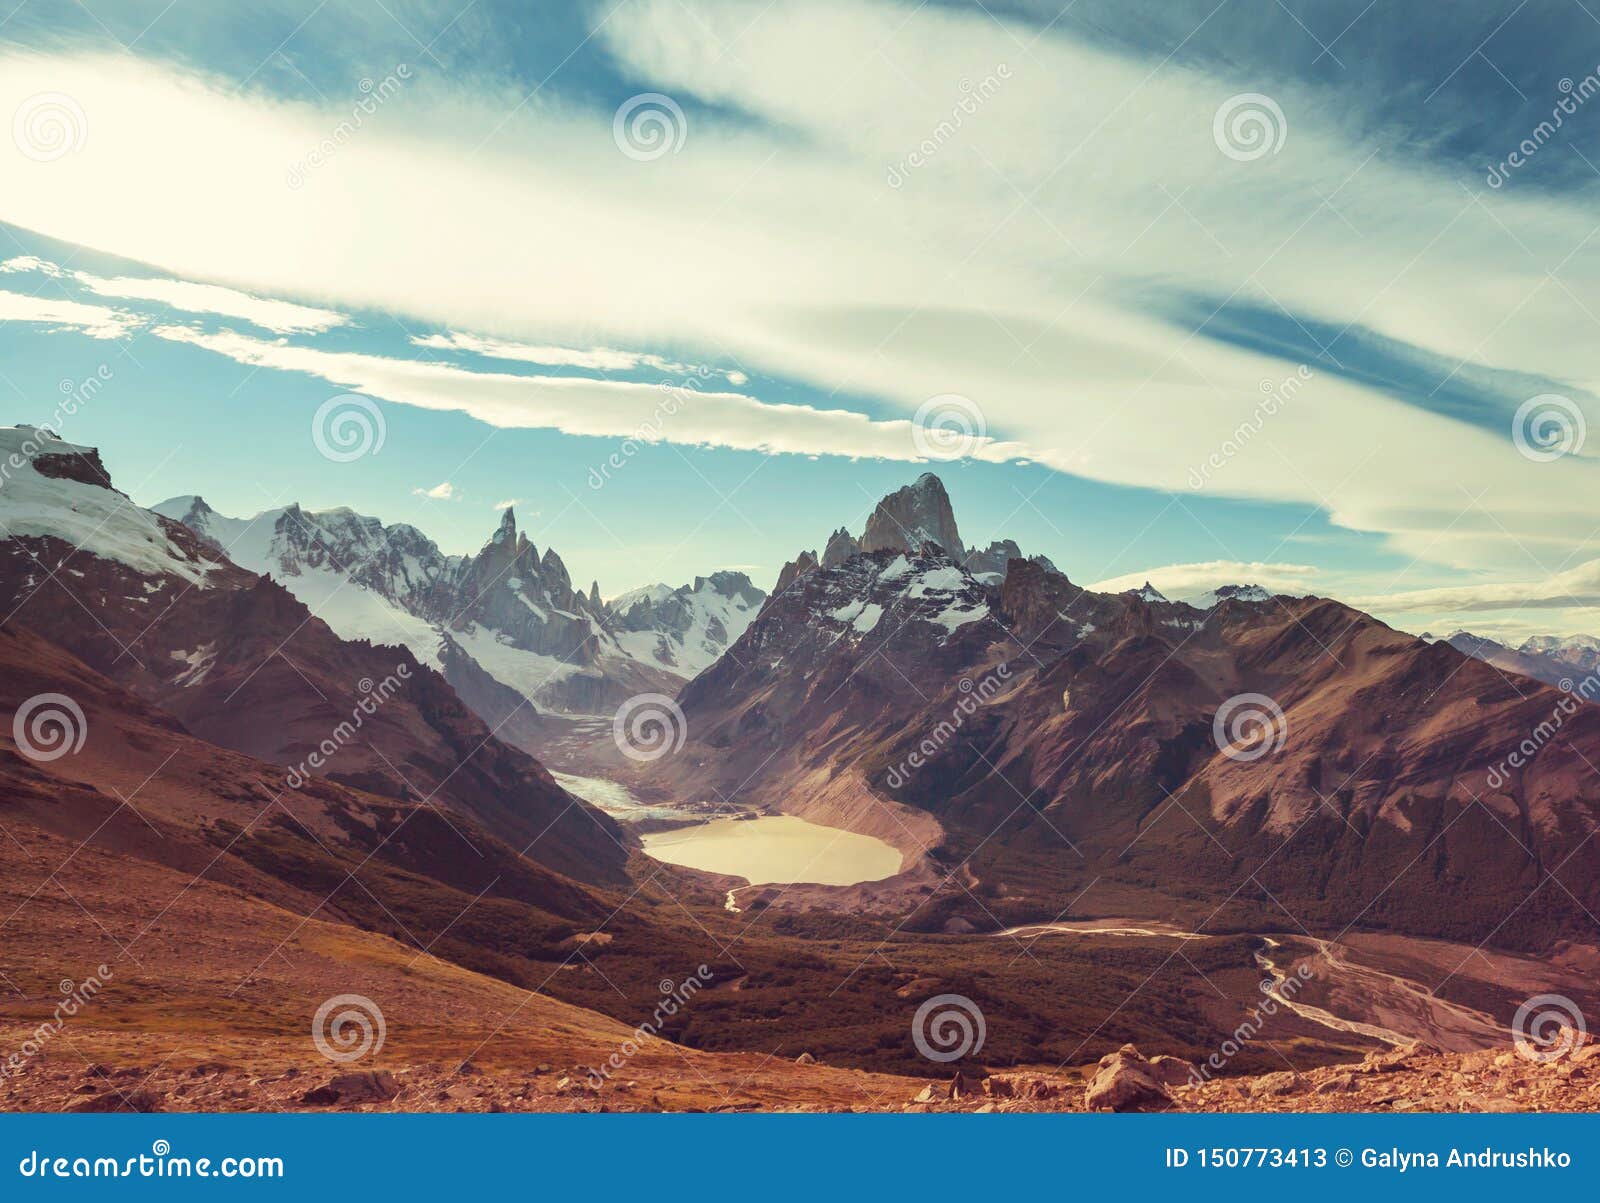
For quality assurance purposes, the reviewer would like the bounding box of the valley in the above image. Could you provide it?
[2,427,1599,1113]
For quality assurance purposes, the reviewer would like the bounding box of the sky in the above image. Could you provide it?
[3,0,1600,642]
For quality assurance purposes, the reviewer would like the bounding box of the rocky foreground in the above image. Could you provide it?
[910,1036,1600,1114]
[7,1036,1599,1113]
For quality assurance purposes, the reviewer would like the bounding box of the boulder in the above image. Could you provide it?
[301,1069,400,1106]
[1084,1044,1175,1113]
[795,1052,816,1066]
[1148,1055,1200,1087]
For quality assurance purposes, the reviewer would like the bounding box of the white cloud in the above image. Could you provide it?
[493,498,521,510]
[412,481,457,500]
[1091,560,1322,600]
[415,331,702,378]
[73,270,347,334]
[1359,560,1600,614]
[0,289,141,339]
[3,10,1600,578]
[147,324,1033,462]
[2,254,347,333]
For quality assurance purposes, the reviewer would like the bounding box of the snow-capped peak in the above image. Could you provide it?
[1,428,217,587]
[1130,580,1168,603]
[1190,583,1272,608]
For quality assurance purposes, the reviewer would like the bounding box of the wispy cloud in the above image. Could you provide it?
[414,331,739,382]
[412,481,457,500]
[3,255,347,334]
[147,324,1033,463]
[1360,559,1600,614]
[4,5,1600,580]
[0,290,140,339]
[1091,560,1322,599]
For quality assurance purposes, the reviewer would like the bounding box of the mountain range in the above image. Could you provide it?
[150,493,766,734]
[6,423,1600,1110]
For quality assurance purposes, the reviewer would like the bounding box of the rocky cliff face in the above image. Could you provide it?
[2,429,626,884]
[607,571,766,677]
[670,469,1600,946]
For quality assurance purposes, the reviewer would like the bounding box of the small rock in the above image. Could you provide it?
[894,977,943,1000]
[795,1052,816,1066]
[1249,1071,1305,1099]
[1315,1072,1357,1094]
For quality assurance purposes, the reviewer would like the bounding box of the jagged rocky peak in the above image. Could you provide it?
[861,472,964,558]
[1192,583,1271,608]
[774,549,819,595]
[1129,580,1168,603]
[822,526,861,568]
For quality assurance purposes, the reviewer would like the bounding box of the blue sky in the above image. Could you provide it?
[4,0,1600,640]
